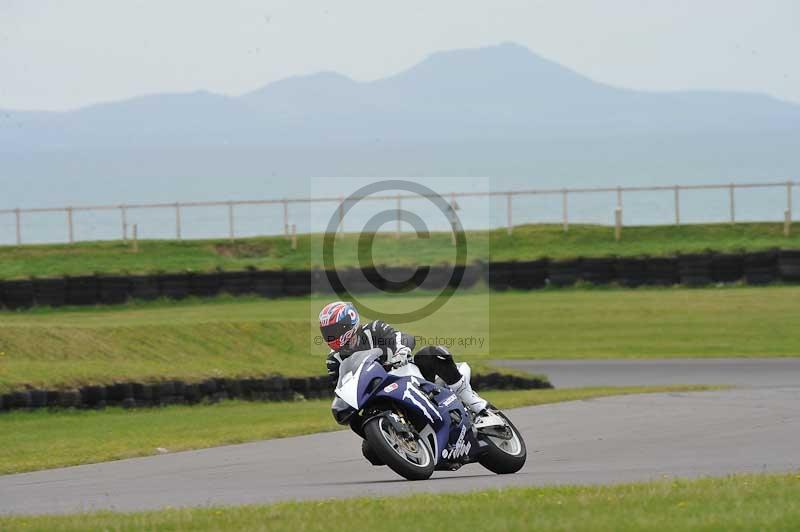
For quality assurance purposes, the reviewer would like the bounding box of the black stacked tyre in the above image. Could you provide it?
[579,258,616,285]
[190,273,221,298]
[548,259,580,287]
[615,257,648,287]
[779,249,800,283]
[219,271,253,296]
[33,278,67,307]
[98,276,132,305]
[744,249,779,285]
[510,260,548,290]
[678,254,713,287]
[645,257,679,286]
[1,280,35,309]
[252,270,285,298]
[486,262,513,291]
[711,253,745,284]
[66,276,99,306]
[158,274,192,300]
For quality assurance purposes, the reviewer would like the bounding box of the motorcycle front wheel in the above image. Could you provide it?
[363,416,435,481]
[477,410,527,474]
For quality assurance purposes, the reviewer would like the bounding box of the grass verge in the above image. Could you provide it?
[1,287,798,393]
[2,472,798,530]
[0,222,798,279]
[0,385,716,475]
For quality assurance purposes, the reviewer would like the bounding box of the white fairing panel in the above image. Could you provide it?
[389,363,424,379]
[334,348,383,410]
[335,362,364,410]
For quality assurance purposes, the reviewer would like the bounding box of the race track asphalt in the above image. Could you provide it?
[1,384,798,515]
[493,358,800,388]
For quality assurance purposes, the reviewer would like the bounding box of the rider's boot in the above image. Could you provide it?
[448,364,504,429]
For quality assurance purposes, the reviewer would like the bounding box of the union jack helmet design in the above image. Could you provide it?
[319,301,360,351]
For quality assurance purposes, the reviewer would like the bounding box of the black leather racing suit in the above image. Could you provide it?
[326,320,462,389]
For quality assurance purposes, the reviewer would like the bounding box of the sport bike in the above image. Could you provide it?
[331,348,526,480]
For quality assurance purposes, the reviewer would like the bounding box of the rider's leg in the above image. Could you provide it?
[414,346,488,414]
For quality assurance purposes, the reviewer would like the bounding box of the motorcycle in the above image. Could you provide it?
[331,348,527,481]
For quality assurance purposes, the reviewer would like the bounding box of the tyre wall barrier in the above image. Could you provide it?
[579,258,616,285]
[485,262,513,290]
[510,260,548,290]
[67,276,99,306]
[219,271,253,296]
[779,250,800,282]
[190,273,221,298]
[711,253,745,283]
[1,249,799,310]
[130,275,160,301]
[33,278,67,307]
[454,264,482,289]
[0,372,551,412]
[743,250,779,285]
[252,270,285,298]
[615,257,648,287]
[98,276,132,305]
[678,254,713,287]
[157,274,192,300]
[0,280,35,309]
[548,259,581,287]
[645,257,680,286]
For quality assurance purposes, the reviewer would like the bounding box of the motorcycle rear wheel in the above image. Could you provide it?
[477,410,527,474]
[364,417,435,481]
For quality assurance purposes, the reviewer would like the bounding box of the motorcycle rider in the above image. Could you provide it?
[320,301,501,428]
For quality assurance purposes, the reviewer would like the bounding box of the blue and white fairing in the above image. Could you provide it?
[331,348,480,465]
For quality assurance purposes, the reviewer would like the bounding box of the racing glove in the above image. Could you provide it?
[387,346,413,368]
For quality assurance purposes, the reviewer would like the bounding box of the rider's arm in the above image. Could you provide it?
[371,320,416,365]
[326,351,343,390]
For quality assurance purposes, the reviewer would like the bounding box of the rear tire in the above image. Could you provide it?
[478,411,527,474]
[364,417,434,481]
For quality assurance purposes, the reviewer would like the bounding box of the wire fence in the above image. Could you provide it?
[0,180,797,245]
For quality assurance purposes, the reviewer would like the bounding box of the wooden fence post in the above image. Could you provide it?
[14,208,21,245]
[120,205,128,242]
[228,202,235,241]
[175,203,182,240]
[67,207,74,243]
[283,199,289,238]
[507,193,513,235]
[338,196,344,235]
[396,194,401,239]
[785,210,792,237]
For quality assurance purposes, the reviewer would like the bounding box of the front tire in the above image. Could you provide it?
[478,410,527,474]
[364,417,434,481]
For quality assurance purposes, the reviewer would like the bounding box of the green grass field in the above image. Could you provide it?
[0,222,797,279]
[3,473,797,531]
[0,386,717,475]
[1,286,798,393]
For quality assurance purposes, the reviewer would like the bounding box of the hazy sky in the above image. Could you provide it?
[1,0,798,111]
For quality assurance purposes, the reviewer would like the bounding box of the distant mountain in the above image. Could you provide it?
[2,42,799,152]
[2,42,799,217]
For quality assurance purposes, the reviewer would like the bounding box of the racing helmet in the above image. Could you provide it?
[319,301,359,351]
